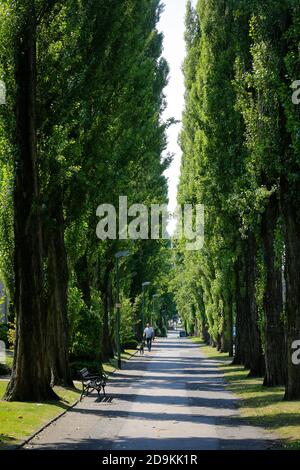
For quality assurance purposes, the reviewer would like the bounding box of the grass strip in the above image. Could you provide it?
[0,381,81,450]
[190,337,300,450]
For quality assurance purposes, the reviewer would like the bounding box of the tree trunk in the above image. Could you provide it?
[47,185,73,387]
[75,253,91,309]
[283,196,300,400]
[244,232,264,377]
[101,264,114,361]
[233,238,264,376]
[220,331,226,353]
[4,2,57,401]
[225,292,234,356]
[262,194,286,386]
[216,333,222,352]
[201,322,210,344]
[232,256,247,365]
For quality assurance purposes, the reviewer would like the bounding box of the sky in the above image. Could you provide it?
[158,0,195,233]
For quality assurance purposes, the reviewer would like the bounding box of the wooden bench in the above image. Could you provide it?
[78,368,108,401]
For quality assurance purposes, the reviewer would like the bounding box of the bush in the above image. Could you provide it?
[0,323,8,347]
[68,284,85,338]
[155,327,162,337]
[161,325,168,337]
[0,362,10,376]
[69,360,103,380]
[68,285,103,361]
[122,338,138,350]
[70,306,102,360]
[120,298,136,346]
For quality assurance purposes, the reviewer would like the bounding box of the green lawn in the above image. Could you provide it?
[0,381,81,449]
[191,337,300,450]
[103,349,137,374]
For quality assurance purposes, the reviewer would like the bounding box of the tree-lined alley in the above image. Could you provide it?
[0,0,300,412]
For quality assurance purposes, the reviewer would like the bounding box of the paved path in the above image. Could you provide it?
[24,332,277,450]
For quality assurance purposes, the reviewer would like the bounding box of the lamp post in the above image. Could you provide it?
[141,281,151,338]
[152,294,158,326]
[115,250,130,369]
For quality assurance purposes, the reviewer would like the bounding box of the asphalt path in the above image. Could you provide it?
[24,331,277,450]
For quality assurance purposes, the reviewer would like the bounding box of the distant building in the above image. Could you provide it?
[0,280,8,323]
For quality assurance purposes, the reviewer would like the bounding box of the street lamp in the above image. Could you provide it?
[141,281,151,338]
[152,294,159,326]
[115,250,130,369]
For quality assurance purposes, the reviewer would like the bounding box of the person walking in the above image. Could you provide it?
[144,322,154,352]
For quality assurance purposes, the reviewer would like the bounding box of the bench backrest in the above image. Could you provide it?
[79,368,90,379]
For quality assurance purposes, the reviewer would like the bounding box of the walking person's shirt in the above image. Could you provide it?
[144,326,153,339]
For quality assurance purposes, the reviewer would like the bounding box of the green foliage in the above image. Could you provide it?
[70,305,102,361]
[160,325,168,338]
[7,321,15,349]
[119,297,136,347]
[173,0,244,350]
[174,0,300,395]
[57,0,171,360]
[68,287,103,360]
[0,3,14,301]
[67,284,86,342]
[0,0,173,383]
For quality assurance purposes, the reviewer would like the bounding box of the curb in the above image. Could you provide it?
[17,395,81,450]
